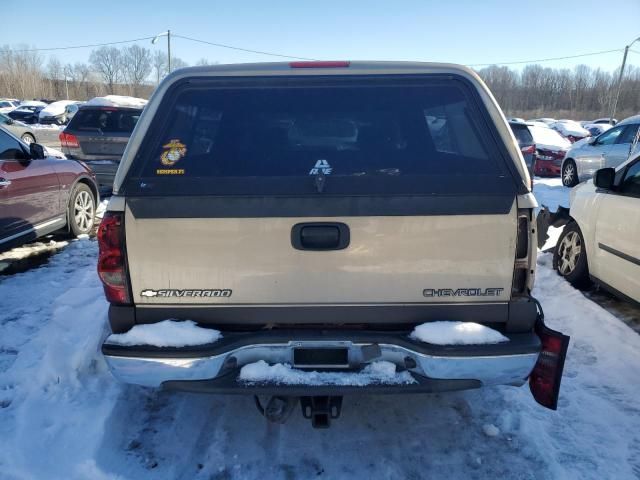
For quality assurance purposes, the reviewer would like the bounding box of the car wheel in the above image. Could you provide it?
[553,222,590,288]
[562,160,578,187]
[21,133,35,144]
[68,183,96,237]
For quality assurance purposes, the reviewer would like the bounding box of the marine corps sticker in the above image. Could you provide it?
[160,139,187,166]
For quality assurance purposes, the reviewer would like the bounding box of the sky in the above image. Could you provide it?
[3,0,640,72]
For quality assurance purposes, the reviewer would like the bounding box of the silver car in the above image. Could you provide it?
[561,115,640,187]
[0,112,37,144]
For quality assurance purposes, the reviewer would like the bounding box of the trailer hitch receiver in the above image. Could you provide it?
[300,396,343,428]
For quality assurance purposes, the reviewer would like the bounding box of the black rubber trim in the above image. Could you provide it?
[126,194,515,218]
[161,371,481,396]
[133,303,510,327]
[108,305,135,334]
[598,242,640,267]
[102,328,541,359]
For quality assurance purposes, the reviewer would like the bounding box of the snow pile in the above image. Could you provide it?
[0,240,121,479]
[0,239,68,265]
[410,321,509,345]
[239,360,416,386]
[107,320,221,347]
[96,199,109,219]
[85,95,147,109]
[44,145,66,159]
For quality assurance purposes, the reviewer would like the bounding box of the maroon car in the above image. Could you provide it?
[0,127,99,252]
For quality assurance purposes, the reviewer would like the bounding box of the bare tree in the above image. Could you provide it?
[152,51,167,85]
[72,62,93,99]
[0,44,48,99]
[171,57,189,70]
[47,57,63,98]
[90,46,123,94]
[123,45,152,96]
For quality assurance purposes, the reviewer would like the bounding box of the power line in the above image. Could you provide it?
[630,49,640,55]
[467,48,623,67]
[8,36,156,53]
[172,34,317,61]
[4,36,632,66]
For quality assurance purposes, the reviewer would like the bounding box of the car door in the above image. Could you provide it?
[603,124,639,169]
[592,159,640,302]
[578,125,624,178]
[0,129,62,241]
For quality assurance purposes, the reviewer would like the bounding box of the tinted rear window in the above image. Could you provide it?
[509,123,533,145]
[69,108,141,133]
[127,76,514,196]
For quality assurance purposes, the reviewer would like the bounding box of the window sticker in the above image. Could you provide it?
[160,139,187,166]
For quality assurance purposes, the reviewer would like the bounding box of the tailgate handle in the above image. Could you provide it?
[291,223,350,251]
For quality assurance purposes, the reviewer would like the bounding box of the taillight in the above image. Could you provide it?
[59,131,79,148]
[289,61,350,68]
[97,212,131,304]
[529,321,570,410]
[520,145,535,155]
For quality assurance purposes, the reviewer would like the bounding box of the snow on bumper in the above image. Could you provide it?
[102,331,541,391]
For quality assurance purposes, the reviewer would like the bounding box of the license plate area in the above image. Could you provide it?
[293,348,349,369]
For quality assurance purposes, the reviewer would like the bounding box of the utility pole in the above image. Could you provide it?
[610,36,640,124]
[167,29,171,74]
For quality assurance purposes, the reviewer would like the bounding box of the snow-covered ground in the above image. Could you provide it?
[2,179,640,479]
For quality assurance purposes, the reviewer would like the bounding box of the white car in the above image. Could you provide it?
[38,100,82,125]
[0,99,19,114]
[554,154,640,304]
[529,117,556,125]
[550,120,590,143]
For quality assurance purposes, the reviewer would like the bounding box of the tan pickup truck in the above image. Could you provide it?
[97,61,568,427]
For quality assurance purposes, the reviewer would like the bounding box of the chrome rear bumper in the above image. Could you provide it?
[102,330,541,392]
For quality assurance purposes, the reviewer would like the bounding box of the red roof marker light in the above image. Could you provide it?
[289,61,350,68]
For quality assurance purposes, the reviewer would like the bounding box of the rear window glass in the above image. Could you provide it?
[509,123,533,145]
[130,77,512,195]
[70,108,141,133]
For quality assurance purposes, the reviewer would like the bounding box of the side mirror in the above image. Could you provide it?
[29,142,46,159]
[587,136,597,145]
[5,118,14,125]
[594,167,615,190]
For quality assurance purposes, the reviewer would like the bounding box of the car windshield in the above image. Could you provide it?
[529,125,571,148]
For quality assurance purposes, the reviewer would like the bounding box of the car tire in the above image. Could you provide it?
[67,183,96,237]
[21,133,35,144]
[562,160,578,187]
[553,222,590,288]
